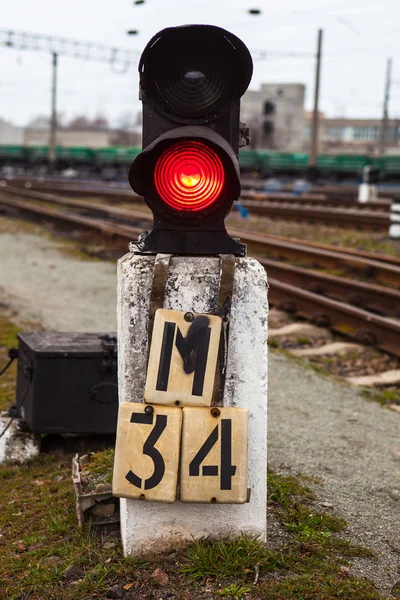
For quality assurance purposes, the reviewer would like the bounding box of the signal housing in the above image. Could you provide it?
[129,24,253,255]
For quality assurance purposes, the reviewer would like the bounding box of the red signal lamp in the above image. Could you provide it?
[129,127,244,254]
[154,141,224,213]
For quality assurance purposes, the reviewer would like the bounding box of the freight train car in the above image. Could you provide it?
[1,144,400,181]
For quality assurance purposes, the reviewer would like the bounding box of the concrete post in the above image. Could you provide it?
[358,183,378,203]
[117,251,268,555]
[390,199,400,239]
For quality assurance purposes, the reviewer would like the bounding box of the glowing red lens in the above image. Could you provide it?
[154,141,224,212]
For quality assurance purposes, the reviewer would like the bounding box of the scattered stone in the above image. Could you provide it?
[123,583,135,591]
[12,541,27,553]
[95,483,113,493]
[79,454,90,468]
[291,342,364,358]
[321,501,334,508]
[102,540,115,549]
[107,588,125,598]
[389,489,400,501]
[63,564,84,581]
[90,502,116,519]
[268,308,290,328]
[269,322,330,340]
[391,581,400,594]
[346,370,400,387]
[339,566,351,577]
[388,404,400,413]
[46,556,62,566]
[0,412,41,464]
[151,568,169,586]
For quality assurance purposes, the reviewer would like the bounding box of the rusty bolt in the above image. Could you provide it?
[211,408,221,418]
[184,312,194,322]
[175,400,180,406]
[145,405,154,414]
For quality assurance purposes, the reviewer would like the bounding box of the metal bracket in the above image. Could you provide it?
[99,334,117,374]
[147,254,172,362]
[145,253,235,408]
[212,254,236,406]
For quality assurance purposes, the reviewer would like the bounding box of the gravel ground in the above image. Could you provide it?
[0,215,399,596]
[0,217,117,331]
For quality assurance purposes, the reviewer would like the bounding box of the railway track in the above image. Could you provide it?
[1,178,392,229]
[0,185,399,357]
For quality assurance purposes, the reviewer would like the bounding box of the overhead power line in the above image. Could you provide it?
[0,29,140,68]
[0,28,142,170]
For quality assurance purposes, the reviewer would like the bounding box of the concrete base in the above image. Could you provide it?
[117,253,268,555]
[0,412,40,463]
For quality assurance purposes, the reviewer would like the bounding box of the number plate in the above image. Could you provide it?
[180,407,248,504]
[113,402,182,502]
[145,309,222,407]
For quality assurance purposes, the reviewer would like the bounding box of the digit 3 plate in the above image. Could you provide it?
[179,407,248,504]
[112,402,182,502]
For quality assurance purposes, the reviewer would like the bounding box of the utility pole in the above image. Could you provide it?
[309,28,323,181]
[379,57,392,157]
[49,52,58,172]
[0,29,140,172]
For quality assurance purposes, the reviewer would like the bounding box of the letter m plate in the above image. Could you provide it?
[145,309,222,407]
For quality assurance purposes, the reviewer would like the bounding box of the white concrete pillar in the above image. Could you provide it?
[390,199,400,239]
[358,183,378,203]
[117,251,268,555]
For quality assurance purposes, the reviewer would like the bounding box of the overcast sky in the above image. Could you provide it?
[1,0,400,127]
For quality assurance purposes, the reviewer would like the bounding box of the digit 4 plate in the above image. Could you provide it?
[113,402,182,502]
[180,407,248,504]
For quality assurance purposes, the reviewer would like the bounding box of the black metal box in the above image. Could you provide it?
[16,332,118,434]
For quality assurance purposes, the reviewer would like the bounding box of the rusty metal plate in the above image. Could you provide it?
[112,402,181,503]
[180,407,248,504]
[145,309,222,407]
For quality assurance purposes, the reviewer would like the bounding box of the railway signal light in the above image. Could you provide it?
[129,24,253,255]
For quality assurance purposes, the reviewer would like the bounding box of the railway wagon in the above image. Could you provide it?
[1,144,400,180]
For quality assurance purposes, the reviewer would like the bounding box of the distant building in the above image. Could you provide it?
[304,113,400,155]
[0,118,23,145]
[23,128,110,148]
[241,83,305,152]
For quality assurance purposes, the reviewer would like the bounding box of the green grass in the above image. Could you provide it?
[80,448,115,492]
[0,454,386,599]
[0,315,22,411]
[362,387,400,407]
[181,535,284,581]
[179,471,380,599]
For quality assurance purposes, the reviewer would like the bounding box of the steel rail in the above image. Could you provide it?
[228,229,400,288]
[269,278,400,357]
[236,201,390,229]
[0,193,142,240]
[2,185,400,288]
[6,180,399,265]
[265,233,400,267]
[259,257,400,318]
[1,190,400,357]
[240,194,391,212]
[6,179,392,212]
